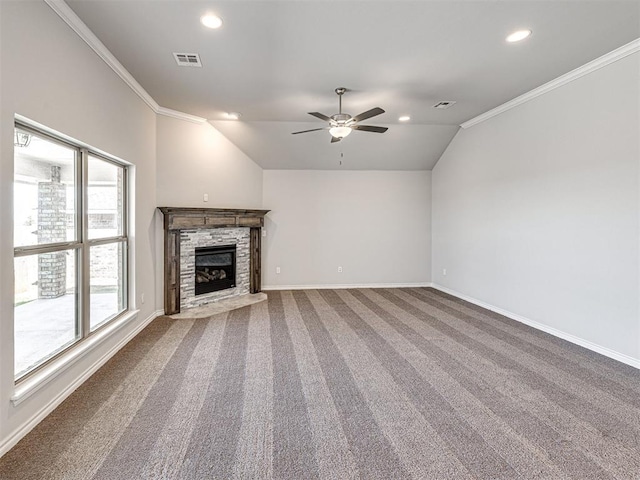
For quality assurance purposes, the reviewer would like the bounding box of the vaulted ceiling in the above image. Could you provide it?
[66,1,639,170]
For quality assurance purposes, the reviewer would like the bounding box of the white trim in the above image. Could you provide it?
[1,309,163,457]
[262,282,432,291]
[44,0,639,132]
[15,114,131,166]
[13,309,143,405]
[461,38,640,129]
[43,0,206,125]
[44,0,159,112]
[430,284,640,370]
[156,106,207,124]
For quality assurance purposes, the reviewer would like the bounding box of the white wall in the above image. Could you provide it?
[263,170,431,288]
[154,117,264,310]
[156,116,263,209]
[0,1,158,452]
[432,53,640,364]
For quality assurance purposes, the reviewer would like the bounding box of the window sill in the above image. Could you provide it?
[12,309,140,406]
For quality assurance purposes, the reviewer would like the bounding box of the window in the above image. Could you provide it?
[13,123,128,380]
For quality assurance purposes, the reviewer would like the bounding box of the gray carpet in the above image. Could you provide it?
[1,288,639,479]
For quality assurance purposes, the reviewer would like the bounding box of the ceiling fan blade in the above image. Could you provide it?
[308,112,332,122]
[351,107,385,123]
[352,125,388,133]
[331,136,342,143]
[291,128,327,135]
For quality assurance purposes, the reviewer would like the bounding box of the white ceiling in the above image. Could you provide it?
[66,0,639,170]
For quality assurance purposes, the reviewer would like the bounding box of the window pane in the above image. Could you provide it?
[14,128,77,247]
[14,250,79,377]
[88,156,123,240]
[90,242,126,331]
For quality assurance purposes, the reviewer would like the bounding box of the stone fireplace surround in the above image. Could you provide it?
[181,228,248,310]
[159,207,270,315]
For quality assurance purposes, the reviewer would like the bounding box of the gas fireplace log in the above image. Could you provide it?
[197,270,215,281]
[195,268,229,283]
[196,272,208,283]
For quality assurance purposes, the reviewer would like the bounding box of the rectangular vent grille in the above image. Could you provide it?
[173,53,202,67]
[433,101,456,109]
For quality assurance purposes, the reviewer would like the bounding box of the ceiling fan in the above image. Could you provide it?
[292,88,388,143]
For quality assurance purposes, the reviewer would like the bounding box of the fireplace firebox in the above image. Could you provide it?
[195,245,236,295]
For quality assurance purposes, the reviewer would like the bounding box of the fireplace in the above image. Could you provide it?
[159,207,269,314]
[195,244,236,295]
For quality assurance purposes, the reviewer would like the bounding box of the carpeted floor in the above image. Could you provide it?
[1,288,639,479]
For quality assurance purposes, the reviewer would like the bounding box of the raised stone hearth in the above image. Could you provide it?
[169,292,268,320]
[159,207,269,315]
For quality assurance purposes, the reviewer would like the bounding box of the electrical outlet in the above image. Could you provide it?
[276,266,281,274]
[141,293,145,304]
[203,193,209,202]
[262,229,266,237]
[443,268,447,276]
[338,266,343,273]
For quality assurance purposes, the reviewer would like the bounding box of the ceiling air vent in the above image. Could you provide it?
[173,53,202,67]
[432,101,456,109]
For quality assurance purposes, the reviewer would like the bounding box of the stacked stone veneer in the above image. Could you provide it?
[180,227,250,310]
[38,166,67,298]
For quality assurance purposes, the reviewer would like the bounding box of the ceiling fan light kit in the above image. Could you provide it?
[292,87,388,143]
[329,125,352,139]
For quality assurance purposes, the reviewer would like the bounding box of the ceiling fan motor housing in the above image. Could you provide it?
[331,113,352,126]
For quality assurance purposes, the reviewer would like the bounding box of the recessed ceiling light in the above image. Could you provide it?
[226,112,241,120]
[398,116,411,122]
[506,29,532,43]
[201,14,223,29]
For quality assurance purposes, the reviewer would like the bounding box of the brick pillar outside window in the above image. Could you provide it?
[38,166,67,299]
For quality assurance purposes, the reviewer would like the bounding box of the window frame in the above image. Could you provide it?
[13,121,130,382]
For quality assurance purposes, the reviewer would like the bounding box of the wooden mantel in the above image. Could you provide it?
[158,207,270,315]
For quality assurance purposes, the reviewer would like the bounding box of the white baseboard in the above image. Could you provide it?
[430,284,640,370]
[262,282,432,291]
[0,309,163,458]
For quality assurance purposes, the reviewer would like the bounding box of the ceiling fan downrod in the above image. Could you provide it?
[335,87,346,114]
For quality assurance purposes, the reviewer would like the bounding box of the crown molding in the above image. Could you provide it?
[156,106,207,124]
[44,0,206,125]
[42,2,640,131]
[44,0,159,111]
[461,38,640,129]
